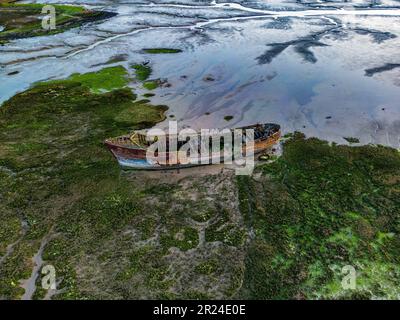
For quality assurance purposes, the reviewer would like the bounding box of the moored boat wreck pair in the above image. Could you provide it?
[104,123,281,170]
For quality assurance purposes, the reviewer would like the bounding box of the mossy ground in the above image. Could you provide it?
[224,115,234,121]
[0,3,114,44]
[0,66,244,299]
[1,63,399,299]
[0,66,168,298]
[143,81,160,91]
[132,64,152,82]
[143,48,182,54]
[343,137,360,144]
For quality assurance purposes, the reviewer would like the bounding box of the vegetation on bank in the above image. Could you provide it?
[143,48,182,54]
[224,115,234,121]
[0,3,115,44]
[0,64,242,300]
[38,66,130,94]
[238,132,400,299]
[343,137,360,144]
[131,63,164,92]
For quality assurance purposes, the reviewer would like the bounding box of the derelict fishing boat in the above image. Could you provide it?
[104,123,281,170]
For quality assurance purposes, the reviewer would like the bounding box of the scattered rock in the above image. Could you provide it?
[203,74,215,82]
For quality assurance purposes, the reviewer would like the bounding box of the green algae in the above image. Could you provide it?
[205,208,246,247]
[238,132,400,299]
[36,66,130,94]
[2,62,400,300]
[143,48,182,54]
[0,206,21,255]
[136,217,158,240]
[130,63,162,91]
[0,65,241,300]
[132,64,152,81]
[195,259,220,275]
[114,100,167,126]
[1,3,85,14]
[143,81,160,90]
[0,66,167,299]
[0,4,114,44]
[68,66,130,93]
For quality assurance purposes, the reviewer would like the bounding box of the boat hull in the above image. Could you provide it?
[105,124,281,170]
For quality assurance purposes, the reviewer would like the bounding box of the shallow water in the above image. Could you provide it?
[1,0,399,147]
